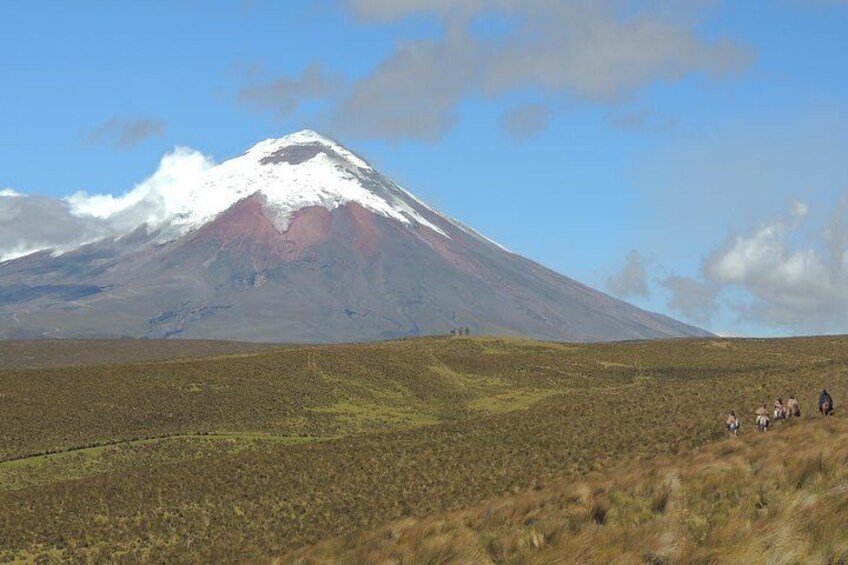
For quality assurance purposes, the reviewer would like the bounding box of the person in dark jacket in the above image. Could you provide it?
[819,389,834,416]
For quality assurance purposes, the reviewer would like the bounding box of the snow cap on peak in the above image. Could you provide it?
[253,129,335,149]
[152,128,446,237]
[281,129,334,144]
[32,129,507,258]
[246,129,371,170]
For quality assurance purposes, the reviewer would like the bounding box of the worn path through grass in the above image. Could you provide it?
[0,432,328,493]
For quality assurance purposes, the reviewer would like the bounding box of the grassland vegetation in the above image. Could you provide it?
[0,339,277,370]
[286,414,848,564]
[0,336,845,562]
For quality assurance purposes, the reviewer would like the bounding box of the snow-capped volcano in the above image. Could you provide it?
[166,130,451,237]
[68,130,450,243]
[0,131,711,343]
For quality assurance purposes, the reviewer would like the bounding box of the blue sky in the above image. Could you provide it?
[1,0,847,336]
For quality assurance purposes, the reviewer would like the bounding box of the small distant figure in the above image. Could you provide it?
[786,394,801,418]
[774,397,787,420]
[726,411,740,436]
[819,389,834,416]
[755,404,770,432]
[450,329,456,337]
[464,327,470,337]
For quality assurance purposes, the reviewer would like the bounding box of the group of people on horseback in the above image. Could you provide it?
[725,389,834,435]
[773,395,802,420]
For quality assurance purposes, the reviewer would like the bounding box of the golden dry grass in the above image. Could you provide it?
[285,415,848,565]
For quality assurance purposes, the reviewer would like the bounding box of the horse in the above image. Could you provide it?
[727,422,741,436]
[756,414,770,432]
[820,398,834,416]
[773,406,787,420]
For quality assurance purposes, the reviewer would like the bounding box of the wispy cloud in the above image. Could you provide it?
[607,249,651,298]
[82,117,165,149]
[237,0,752,141]
[238,63,342,119]
[660,275,719,325]
[610,110,678,133]
[501,104,552,140]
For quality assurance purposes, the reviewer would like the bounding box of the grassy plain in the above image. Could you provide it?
[0,338,277,370]
[0,335,846,563]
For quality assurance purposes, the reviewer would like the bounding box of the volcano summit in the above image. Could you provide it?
[0,131,709,342]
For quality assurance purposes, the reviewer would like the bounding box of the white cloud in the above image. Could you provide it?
[790,201,809,226]
[791,201,809,218]
[661,275,718,324]
[657,200,848,332]
[0,147,215,262]
[607,249,651,298]
[66,147,214,231]
[702,201,848,328]
[246,0,752,140]
[707,223,828,289]
[0,194,111,262]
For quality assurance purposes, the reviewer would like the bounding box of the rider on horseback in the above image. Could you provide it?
[774,397,787,420]
[726,411,740,435]
[786,394,801,417]
[755,404,770,431]
[819,389,834,416]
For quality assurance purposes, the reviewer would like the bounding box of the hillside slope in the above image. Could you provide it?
[1,336,846,563]
[286,413,848,565]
